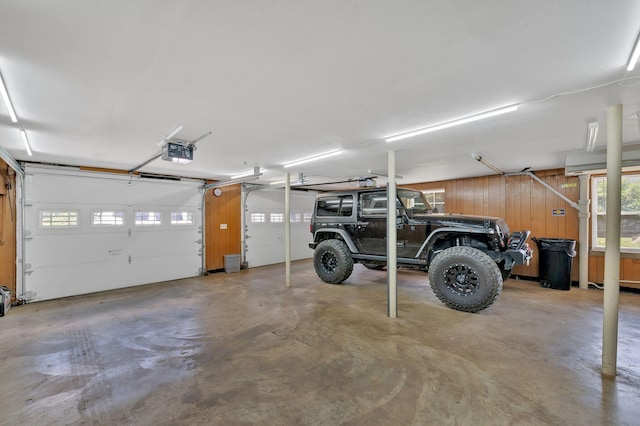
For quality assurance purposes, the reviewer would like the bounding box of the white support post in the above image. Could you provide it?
[285,173,291,288]
[387,150,398,318]
[602,104,622,376]
[578,174,590,290]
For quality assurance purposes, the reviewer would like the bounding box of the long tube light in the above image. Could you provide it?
[385,105,518,143]
[627,32,640,71]
[586,122,599,152]
[231,167,262,179]
[0,71,18,123]
[20,129,33,156]
[283,149,343,168]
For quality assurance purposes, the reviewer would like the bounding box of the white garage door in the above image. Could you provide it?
[23,165,203,302]
[245,189,316,267]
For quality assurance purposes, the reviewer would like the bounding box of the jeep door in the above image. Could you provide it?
[396,189,432,258]
[355,192,388,254]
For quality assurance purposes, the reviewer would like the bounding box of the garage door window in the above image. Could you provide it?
[171,211,194,225]
[93,211,125,226]
[592,175,640,252]
[250,213,266,223]
[40,210,80,227]
[135,211,162,225]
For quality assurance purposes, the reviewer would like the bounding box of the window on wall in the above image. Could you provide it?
[40,210,80,227]
[250,213,266,223]
[171,211,194,225]
[92,211,124,226]
[270,213,284,223]
[135,211,162,225]
[422,189,446,213]
[592,174,640,252]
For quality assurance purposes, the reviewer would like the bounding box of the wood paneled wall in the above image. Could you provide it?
[205,184,242,271]
[405,169,588,281]
[0,160,16,299]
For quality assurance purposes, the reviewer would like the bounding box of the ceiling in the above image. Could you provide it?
[1,1,640,186]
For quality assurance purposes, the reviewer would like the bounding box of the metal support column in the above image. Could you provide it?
[578,174,590,289]
[602,104,622,376]
[285,173,291,288]
[387,150,397,318]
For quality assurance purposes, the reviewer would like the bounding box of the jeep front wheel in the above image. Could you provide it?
[313,239,354,284]
[428,246,502,313]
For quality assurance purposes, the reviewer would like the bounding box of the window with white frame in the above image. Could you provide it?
[171,211,194,225]
[270,213,284,223]
[303,212,312,222]
[290,213,302,223]
[592,174,640,252]
[422,189,445,213]
[135,211,162,225]
[40,210,80,227]
[250,212,266,223]
[92,211,125,226]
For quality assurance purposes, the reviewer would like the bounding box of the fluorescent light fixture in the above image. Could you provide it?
[385,105,518,143]
[231,167,262,179]
[368,169,403,179]
[20,128,33,156]
[627,32,640,71]
[0,71,18,123]
[270,173,308,186]
[283,149,343,168]
[157,124,184,146]
[586,122,599,152]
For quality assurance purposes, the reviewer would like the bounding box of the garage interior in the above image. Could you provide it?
[1,2,640,425]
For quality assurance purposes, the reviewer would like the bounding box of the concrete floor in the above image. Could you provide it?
[1,260,639,425]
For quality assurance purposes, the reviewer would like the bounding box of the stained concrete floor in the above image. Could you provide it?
[1,260,639,425]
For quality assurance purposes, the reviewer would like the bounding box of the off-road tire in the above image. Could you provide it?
[313,239,354,284]
[428,246,503,313]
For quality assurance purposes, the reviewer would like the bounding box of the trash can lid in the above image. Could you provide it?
[532,237,576,256]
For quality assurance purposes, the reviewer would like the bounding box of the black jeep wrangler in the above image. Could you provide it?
[308,187,532,312]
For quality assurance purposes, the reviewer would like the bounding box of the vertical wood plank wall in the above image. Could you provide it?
[406,168,613,283]
[0,159,16,299]
[205,184,242,271]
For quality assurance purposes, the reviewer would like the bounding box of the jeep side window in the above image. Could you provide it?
[316,195,354,216]
[360,193,404,216]
[397,189,434,218]
[360,193,387,216]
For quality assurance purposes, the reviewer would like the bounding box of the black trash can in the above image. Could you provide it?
[532,238,576,290]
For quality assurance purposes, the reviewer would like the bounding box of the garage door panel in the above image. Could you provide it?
[24,165,203,302]
[127,253,200,285]
[25,233,129,267]
[245,190,315,267]
[28,261,128,301]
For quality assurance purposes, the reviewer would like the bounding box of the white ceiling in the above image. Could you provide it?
[1,1,640,186]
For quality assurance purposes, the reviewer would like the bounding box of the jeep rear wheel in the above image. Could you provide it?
[428,246,502,313]
[313,239,354,284]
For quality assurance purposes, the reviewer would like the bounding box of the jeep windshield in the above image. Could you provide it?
[397,189,435,217]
